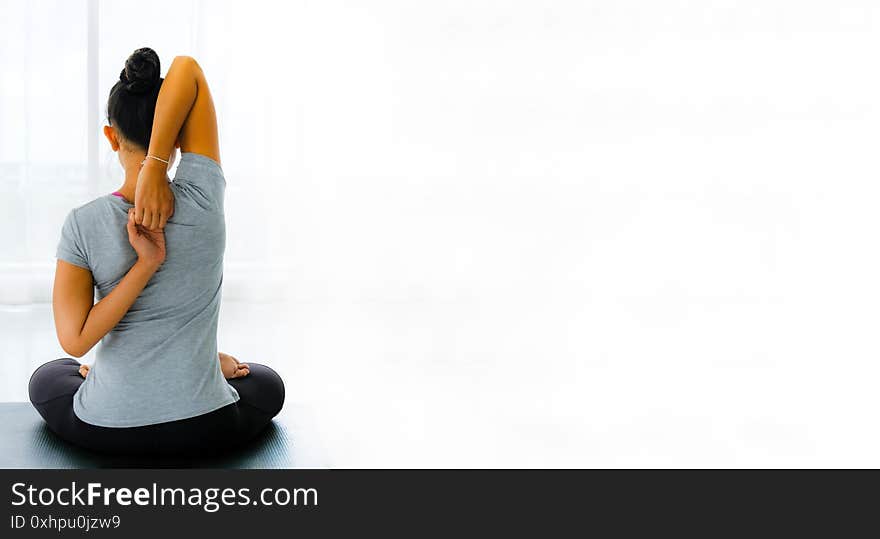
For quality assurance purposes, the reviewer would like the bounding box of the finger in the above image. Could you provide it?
[134,205,145,225]
[126,211,137,240]
[158,212,168,230]
[238,363,249,369]
[142,211,155,231]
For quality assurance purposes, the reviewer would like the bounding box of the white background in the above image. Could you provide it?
[2,0,880,467]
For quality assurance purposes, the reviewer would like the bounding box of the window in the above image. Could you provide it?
[0,0,305,303]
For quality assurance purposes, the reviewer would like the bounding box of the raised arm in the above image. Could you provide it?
[134,55,220,229]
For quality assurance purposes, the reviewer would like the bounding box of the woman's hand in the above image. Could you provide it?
[134,159,174,230]
[78,364,90,378]
[127,209,166,267]
[220,352,250,379]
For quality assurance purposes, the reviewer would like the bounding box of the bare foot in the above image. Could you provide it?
[220,352,249,379]
[79,364,90,379]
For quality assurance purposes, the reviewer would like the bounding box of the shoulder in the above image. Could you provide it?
[175,152,224,181]
[65,196,115,227]
[172,153,226,211]
[58,197,112,270]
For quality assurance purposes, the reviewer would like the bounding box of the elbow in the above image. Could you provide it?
[173,55,200,71]
[60,339,87,359]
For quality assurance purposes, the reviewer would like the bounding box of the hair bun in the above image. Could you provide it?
[119,47,160,95]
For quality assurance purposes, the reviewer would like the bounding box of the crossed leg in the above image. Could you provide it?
[78,351,250,380]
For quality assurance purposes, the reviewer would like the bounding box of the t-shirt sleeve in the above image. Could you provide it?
[172,152,226,211]
[56,209,90,269]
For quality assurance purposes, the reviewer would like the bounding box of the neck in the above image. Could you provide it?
[115,151,147,202]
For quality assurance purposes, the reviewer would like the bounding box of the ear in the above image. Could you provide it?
[103,125,120,151]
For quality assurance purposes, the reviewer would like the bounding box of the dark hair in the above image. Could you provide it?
[107,47,162,150]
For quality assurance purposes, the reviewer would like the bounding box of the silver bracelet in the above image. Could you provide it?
[145,154,170,165]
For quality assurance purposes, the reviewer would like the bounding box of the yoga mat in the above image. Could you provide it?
[0,403,298,469]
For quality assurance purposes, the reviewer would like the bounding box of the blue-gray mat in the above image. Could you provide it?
[0,402,299,468]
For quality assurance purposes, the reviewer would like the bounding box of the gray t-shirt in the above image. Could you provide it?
[56,152,239,427]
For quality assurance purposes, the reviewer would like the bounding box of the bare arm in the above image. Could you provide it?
[53,211,165,357]
[54,260,158,357]
[135,55,221,229]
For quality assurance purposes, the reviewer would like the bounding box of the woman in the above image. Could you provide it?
[27,48,285,456]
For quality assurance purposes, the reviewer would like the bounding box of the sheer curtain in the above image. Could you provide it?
[3,0,560,307]
[5,1,880,314]
[0,1,89,303]
[0,0,307,303]
[3,0,529,306]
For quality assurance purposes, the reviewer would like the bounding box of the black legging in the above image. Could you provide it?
[28,358,285,456]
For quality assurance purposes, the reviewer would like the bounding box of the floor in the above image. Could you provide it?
[2,298,879,468]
